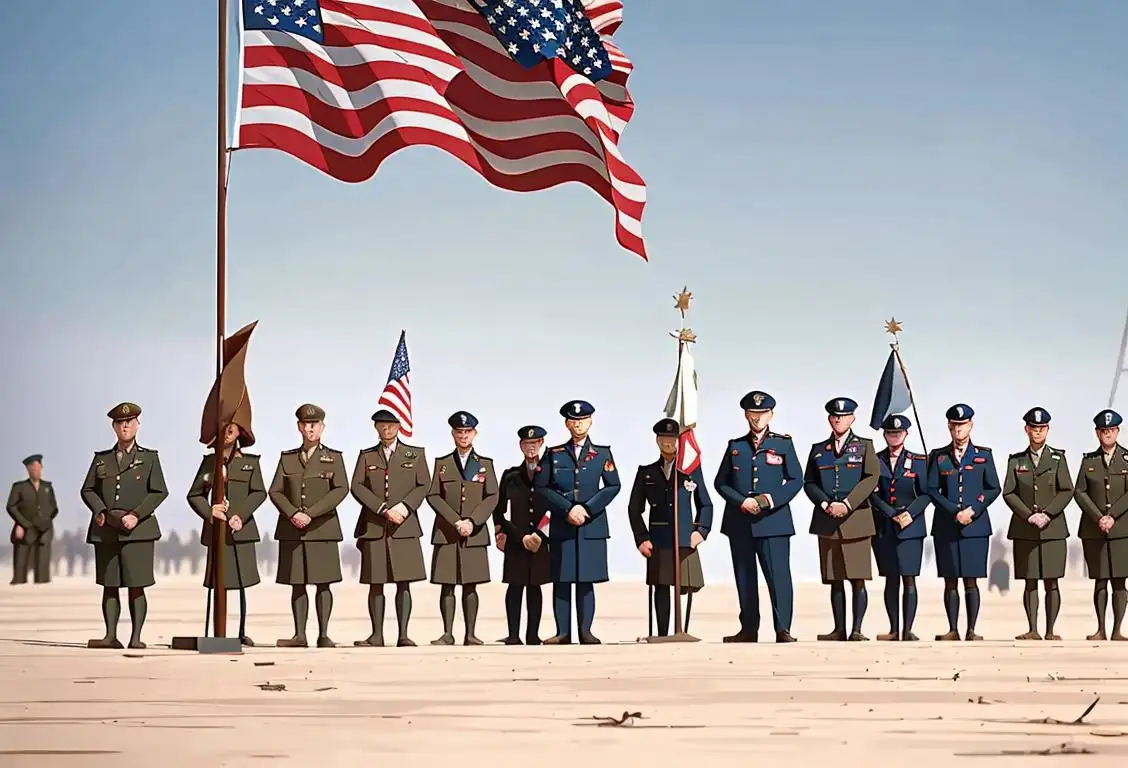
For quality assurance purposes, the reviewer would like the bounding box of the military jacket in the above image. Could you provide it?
[1074,444,1128,540]
[493,462,550,540]
[6,479,58,545]
[535,438,621,541]
[1002,445,1072,541]
[426,450,498,547]
[269,444,348,542]
[803,432,880,539]
[187,452,267,545]
[628,461,713,549]
[926,443,1000,540]
[80,445,168,544]
[871,448,930,540]
[714,431,802,539]
[351,442,430,541]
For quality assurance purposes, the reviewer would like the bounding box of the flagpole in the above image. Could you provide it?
[885,319,927,453]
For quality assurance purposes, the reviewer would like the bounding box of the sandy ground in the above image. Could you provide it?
[2,575,1128,767]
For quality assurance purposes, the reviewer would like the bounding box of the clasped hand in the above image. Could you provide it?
[894,512,912,529]
[740,497,760,515]
[455,519,473,537]
[383,503,408,525]
[567,505,588,525]
[955,508,974,525]
[291,511,312,528]
[1028,511,1050,529]
[1099,515,1115,534]
[827,502,848,518]
[12,525,24,540]
[521,534,542,552]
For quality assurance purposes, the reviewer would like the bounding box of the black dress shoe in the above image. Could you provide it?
[578,632,601,645]
[722,631,757,643]
[502,636,522,645]
[543,635,572,645]
[525,636,542,646]
[847,632,868,642]
[316,636,336,648]
[817,630,847,641]
[775,631,797,643]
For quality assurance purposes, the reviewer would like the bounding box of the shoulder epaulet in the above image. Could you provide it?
[400,443,424,454]
[550,445,566,452]
[978,446,993,453]
[1048,446,1064,456]
[323,445,343,455]
[768,431,792,440]
[360,444,380,454]
[137,445,157,454]
[1008,450,1026,460]
[907,451,924,460]
[1084,448,1102,459]
[475,454,494,463]
[928,447,945,457]
[241,452,260,459]
[281,448,300,455]
[592,443,611,451]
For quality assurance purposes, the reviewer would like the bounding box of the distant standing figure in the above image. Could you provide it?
[1073,409,1128,641]
[803,398,880,641]
[80,402,169,649]
[165,530,183,574]
[426,411,498,646]
[269,404,349,648]
[351,408,430,648]
[1002,408,1072,641]
[7,454,58,584]
[260,532,276,576]
[988,531,1011,596]
[926,404,1001,642]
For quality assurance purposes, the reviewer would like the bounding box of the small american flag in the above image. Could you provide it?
[234,0,646,258]
[378,330,413,436]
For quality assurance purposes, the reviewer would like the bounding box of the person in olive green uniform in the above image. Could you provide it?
[1074,409,1128,641]
[80,402,169,649]
[803,398,881,641]
[1002,408,1073,640]
[426,411,499,646]
[351,408,431,647]
[269,404,349,648]
[187,423,267,646]
[7,454,58,584]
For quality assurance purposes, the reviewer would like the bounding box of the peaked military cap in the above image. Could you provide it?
[107,402,141,421]
[1023,407,1051,425]
[295,403,325,422]
[825,397,858,416]
[370,409,399,424]
[561,400,595,418]
[1095,409,1123,428]
[22,454,42,466]
[518,425,547,440]
[945,403,974,423]
[653,418,679,436]
[448,411,478,429]
[740,390,775,411]
[881,414,911,431]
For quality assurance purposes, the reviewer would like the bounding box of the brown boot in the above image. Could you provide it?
[817,630,847,641]
[935,630,960,641]
[1086,629,1108,641]
[876,631,900,641]
[276,636,308,648]
[1015,630,1042,640]
[964,630,983,641]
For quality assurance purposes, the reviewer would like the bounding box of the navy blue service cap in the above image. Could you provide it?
[1095,409,1123,428]
[518,425,547,440]
[653,418,679,436]
[448,411,479,429]
[825,397,858,416]
[22,454,42,466]
[740,391,775,411]
[881,415,911,431]
[1023,407,1051,426]
[371,409,399,424]
[945,403,974,423]
[561,400,595,419]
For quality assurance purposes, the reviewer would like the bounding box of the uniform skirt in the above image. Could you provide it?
[818,537,872,583]
[202,541,261,589]
[430,542,490,585]
[359,537,426,584]
[1012,539,1067,580]
[1083,538,1128,580]
[873,536,923,578]
[645,547,704,591]
[94,541,155,588]
[502,545,552,586]
[276,541,342,585]
[934,536,989,579]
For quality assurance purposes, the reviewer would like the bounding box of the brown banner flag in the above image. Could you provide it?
[199,321,258,448]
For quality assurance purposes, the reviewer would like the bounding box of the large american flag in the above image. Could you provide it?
[378,330,414,436]
[235,0,647,258]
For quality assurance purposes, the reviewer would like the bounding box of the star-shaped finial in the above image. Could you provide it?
[678,328,697,343]
[673,287,692,313]
[884,318,903,336]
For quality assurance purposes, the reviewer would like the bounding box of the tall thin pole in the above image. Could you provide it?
[1109,306,1128,408]
[671,338,685,636]
[210,0,230,638]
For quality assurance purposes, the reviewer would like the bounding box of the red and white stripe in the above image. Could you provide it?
[235,0,646,259]
[378,374,413,436]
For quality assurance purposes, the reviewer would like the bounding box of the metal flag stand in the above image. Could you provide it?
[644,287,700,644]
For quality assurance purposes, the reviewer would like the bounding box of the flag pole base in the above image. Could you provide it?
[169,635,243,654]
[641,632,700,643]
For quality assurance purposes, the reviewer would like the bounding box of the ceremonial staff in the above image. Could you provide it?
[645,287,700,643]
[885,318,928,453]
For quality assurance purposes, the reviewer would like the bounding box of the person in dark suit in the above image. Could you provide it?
[926,403,1001,641]
[869,415,930,641]
[535,400,621,644]
[6,454,58,584]
[713,390,802,642]
[493,425,551,645]
[627,418,713,637]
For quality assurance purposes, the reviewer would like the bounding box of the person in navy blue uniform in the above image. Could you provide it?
[492,425,551,645]
[535,400,621,644]
[627,418,713,637]
[804,397,881,641]
[926,403,1001,641]
[870,414,931,641]
[714,390,802,643]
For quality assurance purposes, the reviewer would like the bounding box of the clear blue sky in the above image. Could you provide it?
[1,1,1126,580]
